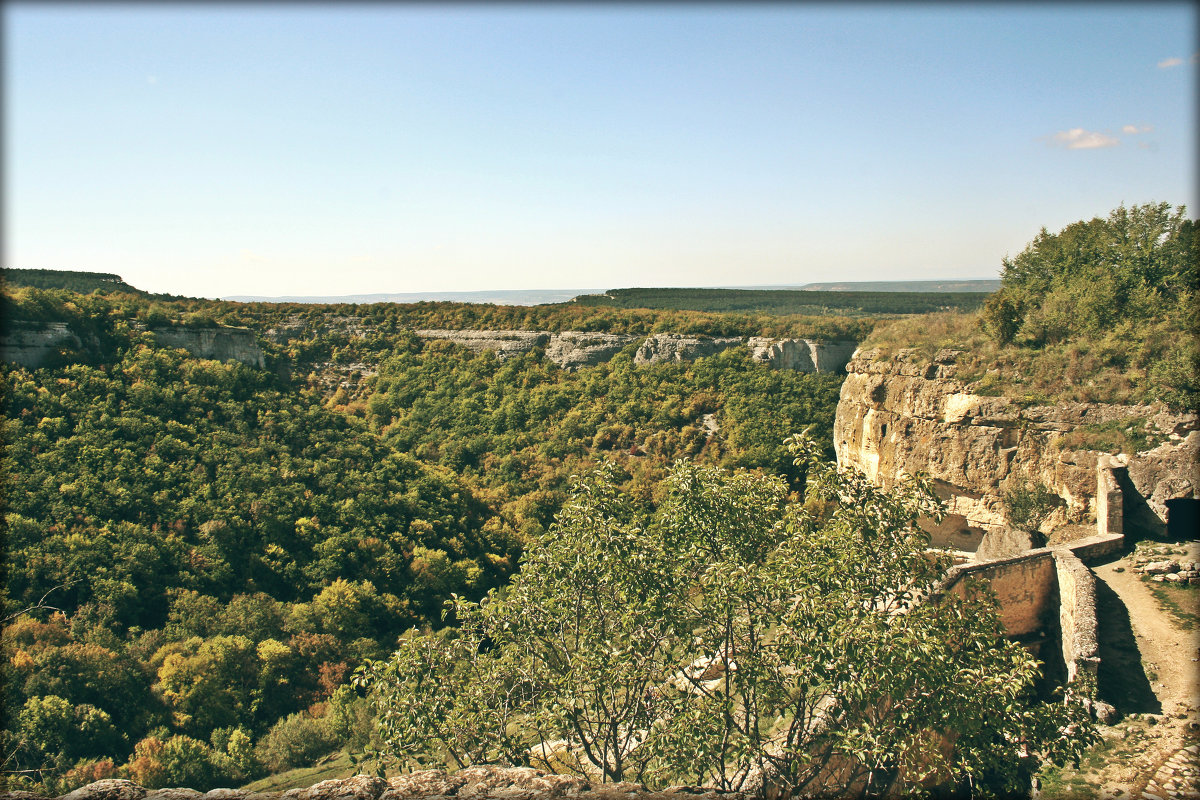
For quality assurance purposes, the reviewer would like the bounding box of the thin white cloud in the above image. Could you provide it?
[1158,57,1184,68]
[1050,128,1119,150]
[1122,124,1153,134]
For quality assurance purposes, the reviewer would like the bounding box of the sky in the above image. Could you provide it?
[5,2,1197,299]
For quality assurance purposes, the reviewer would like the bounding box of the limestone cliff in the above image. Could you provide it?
[415,329,552,359]
[412,329,858,373]
[746,337,858,372]
[0,322,267,370]
[834,348,1199,545]
[632,333,742,364]
[543,331,639,368]
[148,327,266,369]
[0,321,83,368]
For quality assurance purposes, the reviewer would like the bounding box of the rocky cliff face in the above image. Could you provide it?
[148,328,266,369]
[413,329,858,373]
[632,334,742,364]
[1,323,267,370]
[746,337,858,372]
[543,331,639,368]
[834,348,1199,545]
[0,321,83,368]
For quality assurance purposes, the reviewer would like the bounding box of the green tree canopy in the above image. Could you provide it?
[359,436,1095,798]
[985,202,1196,345]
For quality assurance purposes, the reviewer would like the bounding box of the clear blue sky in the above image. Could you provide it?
[5,2,1196,299]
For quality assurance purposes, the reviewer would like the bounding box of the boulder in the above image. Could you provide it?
[144,790,204,800]
[60,781,147,800]
[282,776,386,800]
[975,527,1044,561]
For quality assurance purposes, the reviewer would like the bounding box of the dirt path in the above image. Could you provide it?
[1093,558,1200,716]
[1079,544,1200,799]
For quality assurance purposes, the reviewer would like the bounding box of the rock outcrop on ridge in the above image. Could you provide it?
[0,322,267,370]
[834,348,1199,547]
[414,329,857,373]
[0,321,82,369]
[147,328,266,369]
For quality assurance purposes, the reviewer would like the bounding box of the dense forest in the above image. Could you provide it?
[5,198,1180,795]
[1,283,848,792]
[2,270,145,296]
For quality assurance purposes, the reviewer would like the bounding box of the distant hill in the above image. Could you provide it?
[223,289,601,306]
[574,287,991,316]
[1,268,144,295]
[799,279,1002,293]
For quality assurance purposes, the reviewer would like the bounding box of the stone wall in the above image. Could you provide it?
[1053,550,1100,685]
[941,551,1058,637]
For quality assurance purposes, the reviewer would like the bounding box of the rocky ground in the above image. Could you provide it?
[0,768,750,800]
[1037,539,1200,800]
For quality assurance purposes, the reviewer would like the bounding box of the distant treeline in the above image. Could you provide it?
[575,287,992,315]
[1,268,144,295]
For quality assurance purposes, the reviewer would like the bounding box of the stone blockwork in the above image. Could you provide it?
[6,770,753,800]
[942,551,1058,637]
[834,348,1199,539]
[1052,549,1100,685]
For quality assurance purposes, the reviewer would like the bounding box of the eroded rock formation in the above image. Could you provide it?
[148,328,265,369]
[0,323,266,370]
[0,321,82,368]
[746,338,857,372]
[414,330,857,373]
[834,348,1200,545]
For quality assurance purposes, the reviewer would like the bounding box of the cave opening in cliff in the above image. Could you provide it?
[1166,498,1199,540]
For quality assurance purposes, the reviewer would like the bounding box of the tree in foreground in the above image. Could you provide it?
[358,434,1095,797]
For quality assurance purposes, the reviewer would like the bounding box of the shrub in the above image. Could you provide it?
[255,712,339,773]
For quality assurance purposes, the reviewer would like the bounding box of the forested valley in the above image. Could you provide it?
[4,200,1191,797]
[1,282,855,792]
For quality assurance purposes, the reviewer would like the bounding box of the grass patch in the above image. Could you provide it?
[1052,418,1166,455]
[240,750,361,793]
[1145,579,1200,630]
[1036,761,1100,800]
[860,309,1194,410]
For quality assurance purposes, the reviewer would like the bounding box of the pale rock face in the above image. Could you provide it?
[0,321,82,368]
[415,329,550,359]
[747,337,816,371]
[976,526,1045,561]
[834,348,1199,542]
[632,333,742,364]
[149,328,266,369]
[542,331,638,369]
[745,338,857,373]
[0,323,267,370]
[60,780,147,800]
